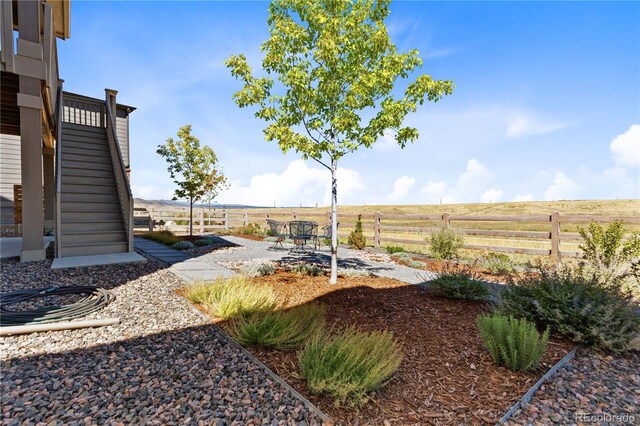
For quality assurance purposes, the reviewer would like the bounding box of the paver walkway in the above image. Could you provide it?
[135,235,436,284]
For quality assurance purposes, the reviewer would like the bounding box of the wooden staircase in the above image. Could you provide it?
[56,90,133,258]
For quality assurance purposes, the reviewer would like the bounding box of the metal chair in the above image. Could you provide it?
[266,219,287,250]
[314,222,339,250]
[288,220,318,252]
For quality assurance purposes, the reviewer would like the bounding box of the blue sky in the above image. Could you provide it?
[59,1,640,207]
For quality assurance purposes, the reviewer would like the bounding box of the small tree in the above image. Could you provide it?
[348,214,366,250]
[157,125,227,236]
[226,0,454,283]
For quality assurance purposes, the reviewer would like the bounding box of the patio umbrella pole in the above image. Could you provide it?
[0,318,120,336]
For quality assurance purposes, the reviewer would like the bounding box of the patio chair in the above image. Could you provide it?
[266,219,287,250]
[288,220,318,253]
[314,222,339,250]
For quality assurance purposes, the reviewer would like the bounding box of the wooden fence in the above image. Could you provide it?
[134,206,640,260]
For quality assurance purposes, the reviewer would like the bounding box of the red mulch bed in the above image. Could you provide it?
[207,271,573,425]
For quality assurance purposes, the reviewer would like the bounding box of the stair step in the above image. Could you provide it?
[62,123,108,136]
[62,139,110,152]
[62,146,111,159]
[61,168,115,178]
[61,221,124,233]
[61,192,119,203]
[61,175,116,186]
[61,230,126,245]
[60,241,128,257]
[62,152,113,163]
[61,183,117,194]
[62,211,123,222]
[61,159,113,171]
[61,202,121,212]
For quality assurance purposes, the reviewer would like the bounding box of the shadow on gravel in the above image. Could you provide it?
[0,321,324,425]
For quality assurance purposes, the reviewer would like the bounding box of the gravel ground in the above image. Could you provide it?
[0,258,323,425]
[505,348,640,425]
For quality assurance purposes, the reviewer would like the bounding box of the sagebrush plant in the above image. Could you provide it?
[194,239,213,247]
[385,246,405,254]
[578,220,640,269]
[234,223,262,235]
[429,272,490,300]
[240,260,276,277]
[292,263,324,277]
[227,303,325,350]
[142,230,181,246]
[171,241,196,250]
[482,252,516,275]
[477,313,549,372]
[339,268,372,278]
[429,227,464,260]
[348,215,367,250]
[185,277,278,319]
[499,263,640,351]
[298,328,403,405]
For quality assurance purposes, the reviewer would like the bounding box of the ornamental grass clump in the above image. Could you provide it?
[171,240,196,250]
[227,304,325,350]
[298,328,403,406]
[292,263,324,276]
[499,263,640,351]
[142,230,181,246]
[240,260,276,277]
[429,272,490,300]
[477,313,549,372]
[185,277,277,320]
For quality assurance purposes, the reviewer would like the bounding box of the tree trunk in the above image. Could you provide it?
[189,197,194,236]
[330,157,338,285]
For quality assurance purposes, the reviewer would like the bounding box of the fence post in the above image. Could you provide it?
[243,211,248,226]
[551,211,560,262]
[224,210,229,230]
[374,211,381,249]
[292,211,297,220]
[199,208,204,234]
[442,212,450,229]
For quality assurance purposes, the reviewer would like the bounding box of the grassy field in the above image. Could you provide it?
[139,199,640,260]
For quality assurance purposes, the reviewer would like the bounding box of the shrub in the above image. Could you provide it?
[339,268,372,278]
[429,227,464,260]
[385,246,405,254]
[171,241,196,250]
[142,230,181,246]
[482,252,516,275]
[391,252,412,261]
[240,260,276,277]
[429,272,490,300]
[348,215,367,250]
[185,277,278,319]
[405,259,427,269]
[578,220,640,269]
[477,314,549,372]
[292,263,324,277]
[227,304,325,350]
[499,264,640,351]
[298,328,402,405]
[234,223,262,235]
[194,239,213,247]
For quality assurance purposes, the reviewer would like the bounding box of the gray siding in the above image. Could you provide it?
[0,134,21,225]
[116,115,129,167]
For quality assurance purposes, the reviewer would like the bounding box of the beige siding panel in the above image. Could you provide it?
[0,134,21,224]
[116,116,129,167]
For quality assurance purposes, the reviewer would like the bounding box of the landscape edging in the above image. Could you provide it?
[496,345,581,425]
[182,296,331,424]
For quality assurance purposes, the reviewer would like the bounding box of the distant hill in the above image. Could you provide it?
[134,198,262,209]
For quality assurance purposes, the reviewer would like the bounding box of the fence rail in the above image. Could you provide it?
[134,206,638,260]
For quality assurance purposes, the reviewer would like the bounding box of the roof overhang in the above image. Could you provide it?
[48,0,71,39]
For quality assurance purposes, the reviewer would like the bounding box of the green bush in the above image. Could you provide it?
[194,239,213,247]
[429,227,464,260]
[292,263,324,276]
[482,252,516,275]
[142,230,181,246]
[429,272,490,300]
[348,215,367,250]
[391,252,412,261]
[385,246,405,254]
[227,304,325,350]
[578,220,640,269]
[298,328,402,405]
[240,260,276,277]
[499,264,640,351]
[405,259,427,269]
[171,241,196,250]
[185,277,278,319]
[338,268,372,278]
[234,223,262,235]
[477,313,549,372]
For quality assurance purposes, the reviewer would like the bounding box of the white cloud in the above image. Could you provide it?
[217,160,364,207]
[506,112,572,139]
[389,176,416,201]
[610,124,640,168]
[131,185,174,201]
[374,130,399,152]
[481,188,503,203]
[512,193,535,202]
[457,159,493,190]
[544,172,581,201]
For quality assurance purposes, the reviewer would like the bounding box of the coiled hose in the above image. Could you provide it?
[0,286,113,326]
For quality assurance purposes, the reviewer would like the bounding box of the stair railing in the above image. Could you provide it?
[54,82,64,257]
[104,90,134,252]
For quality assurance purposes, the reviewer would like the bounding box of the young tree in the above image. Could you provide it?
[157,125,227,236]
[226,0,454,283]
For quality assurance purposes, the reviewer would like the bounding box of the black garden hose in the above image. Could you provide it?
[0,286,113,326]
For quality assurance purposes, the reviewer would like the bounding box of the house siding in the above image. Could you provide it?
[0,134,22,225]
